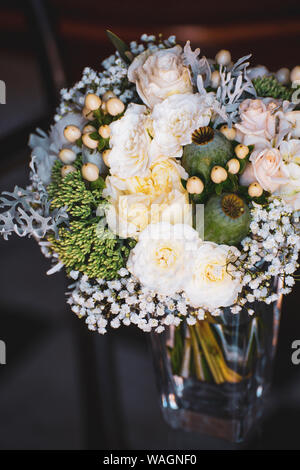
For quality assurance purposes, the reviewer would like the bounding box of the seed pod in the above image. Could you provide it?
[85,93,101,111]
[61,165,76,177]
[81,163,100,182]
[235,144,249,160]
[227,158,240,174]
[186,176,204,194]
[64,125,81,143]
[58,148,76,164]
[211,166,227,183]
[248,182,263,198]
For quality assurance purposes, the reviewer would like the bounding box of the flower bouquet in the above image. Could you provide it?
[1,31,300,442]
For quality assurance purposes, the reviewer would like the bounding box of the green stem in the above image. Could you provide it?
[180,337,192,378]
[189,326,205,380]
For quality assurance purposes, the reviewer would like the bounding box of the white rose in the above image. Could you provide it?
[276,162,300,210]
[128,45,193,108]
[184,242,242,310]
[150,93,214,159]
[107,104,151,178]
[127,222,200,295]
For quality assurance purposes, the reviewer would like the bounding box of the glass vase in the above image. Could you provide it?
[150,280,282,443]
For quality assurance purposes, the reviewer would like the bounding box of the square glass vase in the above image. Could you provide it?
[150,281,282,443]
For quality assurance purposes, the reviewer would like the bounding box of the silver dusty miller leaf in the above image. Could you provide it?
[213,55,257,127]
[183,40,211,88]
[0,186,68,240]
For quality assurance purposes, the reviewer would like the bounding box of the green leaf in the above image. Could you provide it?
[239,158,247,174]
[76,137,82,148]
[215,183,223,195]
[90,176,105,190]
[106,30,132,64]
[89,131,100,141]
[97,138,108,152]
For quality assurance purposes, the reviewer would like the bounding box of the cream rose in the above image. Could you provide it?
[128,45,193,108]
[240,147,288,193]
[184,242,242,310]
[105,189,192,239]
[151,190,192,227]
[150,157,188,193]
[103,174,155,201]
[235,99,277,147]
[150,93,214,159]
[105,193,151,239]
[103,155,191,239]
[127,222,199,295]
[103,157,187,201]
[107,104,151,178]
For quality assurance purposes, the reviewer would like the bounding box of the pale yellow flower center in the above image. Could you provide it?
[204,262,226,283]
[155,245,178,269]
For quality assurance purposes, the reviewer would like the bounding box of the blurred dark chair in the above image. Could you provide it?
[0,0,126,450]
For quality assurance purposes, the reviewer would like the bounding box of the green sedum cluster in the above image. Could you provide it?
[252,75,299,101]
[47,159,135,280]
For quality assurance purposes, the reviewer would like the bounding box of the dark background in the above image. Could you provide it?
[0,0,300,451]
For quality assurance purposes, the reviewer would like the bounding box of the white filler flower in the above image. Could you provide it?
[127,222,200,295]
[107,103,152,178]
[184,242,242,310]
[150,93,214,159]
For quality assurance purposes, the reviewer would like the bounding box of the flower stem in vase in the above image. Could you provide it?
[188,326,205,380]
[195,322,243,384]
[180,333,192,378]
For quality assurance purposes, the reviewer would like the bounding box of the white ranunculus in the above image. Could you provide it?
[128,45,193,108]
[107,104,152,178]
[150,93,214,159]
[127,223,200,295]
[280,139,300,164]
[276,162,300,210]
[184,242,242,310]
[281,111,300,138]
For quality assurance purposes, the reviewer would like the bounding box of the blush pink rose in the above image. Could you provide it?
[235,99,278,147]
[240,148,288,193]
